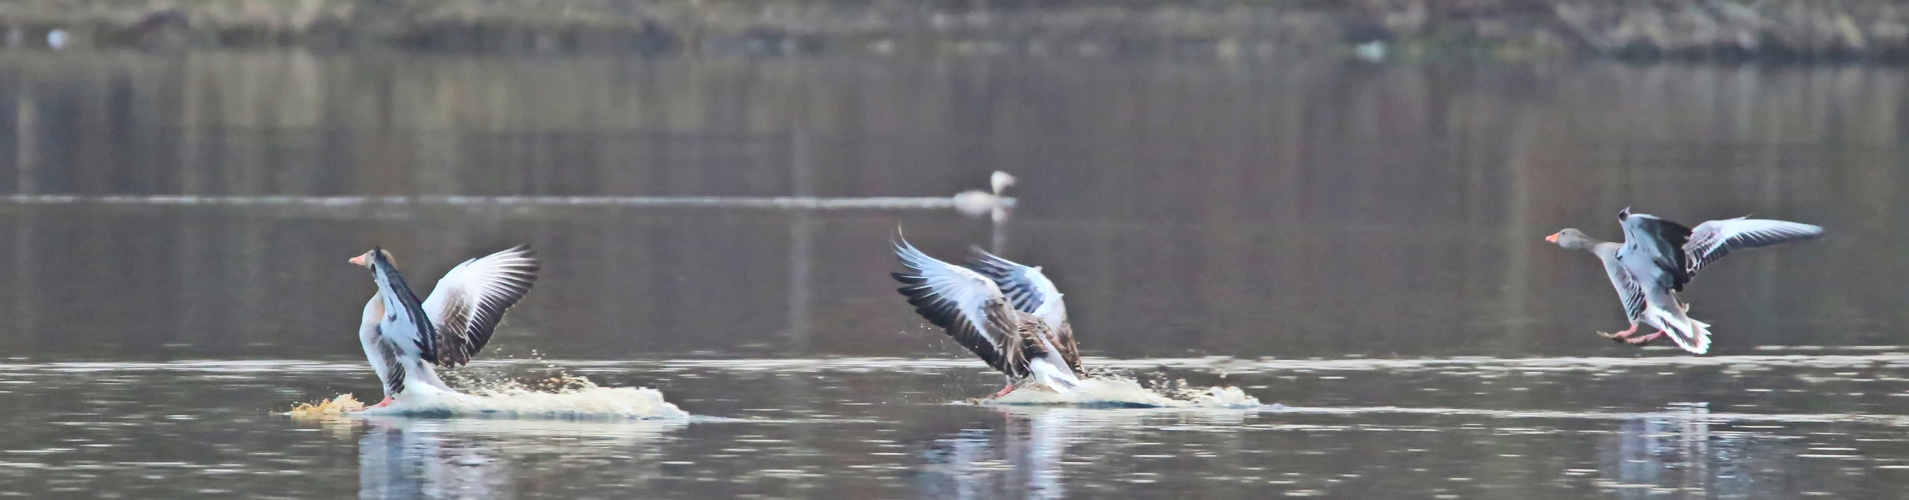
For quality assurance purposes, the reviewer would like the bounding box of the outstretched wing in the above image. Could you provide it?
[962,248,1068,326]
[421,245,540,367]
[370,249,438,364]
[1616,267,1646,325]
[892,236,1029,378]
[1620,213,1693,291]
[1685,218,1824,278]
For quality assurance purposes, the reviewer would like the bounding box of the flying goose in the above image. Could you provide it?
[350,245,539,409]
[891,235,1082,397]
[1546,209,1822,354]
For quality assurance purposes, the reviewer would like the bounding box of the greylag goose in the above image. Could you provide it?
[891,235,1082,397]
[350,245,539,409]
[1546,209,1822,354]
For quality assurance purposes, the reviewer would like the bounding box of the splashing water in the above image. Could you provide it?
[986,376,1262,408]
[287,373,688,420]
[288,393,367,417]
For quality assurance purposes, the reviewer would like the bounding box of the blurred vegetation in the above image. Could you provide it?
[0,0,1906,60]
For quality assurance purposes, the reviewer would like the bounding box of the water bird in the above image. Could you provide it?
[952,171,1018,221]
[1546,209,1823,354]
[891,234,1082,398]
[349,245,539,409]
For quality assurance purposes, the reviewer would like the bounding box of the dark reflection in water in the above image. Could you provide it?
[355,417,684,499]
[1598,403,1793,498]
[917,409,1071,500]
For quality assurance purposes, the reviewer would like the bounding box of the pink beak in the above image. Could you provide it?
[349,254,368,266]
[1544,233,1559,243]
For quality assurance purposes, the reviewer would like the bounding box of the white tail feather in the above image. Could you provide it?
[1645,306,1712,355]
[1028,359,1081,393]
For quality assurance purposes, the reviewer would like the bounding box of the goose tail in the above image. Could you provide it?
[1646,306,1712,355]
[1028,359,1082,393]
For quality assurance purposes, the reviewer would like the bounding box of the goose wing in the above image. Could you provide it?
[1619,213,1693,291]
[892,237,1031,378]
[963,248,1068,325]
[963,249,1081,373]
[369,249,439,364]
[1616,266,1647,325]
[1684,218,1823,278]
[421,245,540,367]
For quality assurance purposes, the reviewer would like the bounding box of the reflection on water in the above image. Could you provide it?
[359,418,509,500]
[918,409,1071,500]
[918,406,1255,499]
[1598,403,1787,498]
[0,361,1908,497]
[355,417,684,499]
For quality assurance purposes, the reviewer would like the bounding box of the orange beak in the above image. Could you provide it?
[1544,233,1559,243]
[349,254,368,266]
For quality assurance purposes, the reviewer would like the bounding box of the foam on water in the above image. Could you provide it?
[288,375,688,420]
[986,376,1262,409]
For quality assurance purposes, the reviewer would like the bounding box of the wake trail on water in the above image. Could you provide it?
[985,374,1262,409]
[288,372,688,420]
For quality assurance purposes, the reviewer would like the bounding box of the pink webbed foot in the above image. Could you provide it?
[356,396,395,411]
[1598,325,1640,341]
[1625,331,1666,345]
[988,384,1016,399]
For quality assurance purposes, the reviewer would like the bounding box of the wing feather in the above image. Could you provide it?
[892,236,1028,377]
[1684,218,1824,277]
[370,249,438,364]
[422,245,540,367]
[376,333,408,396]
[1617,269,1646,324]
[962,248,1068,327]
[1620,214,1693,291]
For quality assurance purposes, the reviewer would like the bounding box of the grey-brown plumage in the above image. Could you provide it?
[891,234,1082,394]
[1547,208,1823,354]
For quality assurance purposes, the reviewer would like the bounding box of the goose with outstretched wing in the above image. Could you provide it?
[962,248,1081,375]
[1546,209,1821,354]
[891,235,1082,398]
[350,245,539,409]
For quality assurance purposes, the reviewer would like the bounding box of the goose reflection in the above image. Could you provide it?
[1600,403,1766,498]
[356,417,687,500]
[916,406,1250,499]
[916,408,1075,500]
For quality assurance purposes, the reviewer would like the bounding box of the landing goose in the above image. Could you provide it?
[1546,209,1822,354]
[963,248,1082,375]
[891,235,1082,397]
[350,245,539,409]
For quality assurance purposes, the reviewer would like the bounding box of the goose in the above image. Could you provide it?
[891,235,1082,397]
[349,245,539,409]
[952,171,1018,220]
[1546,209,1822,354]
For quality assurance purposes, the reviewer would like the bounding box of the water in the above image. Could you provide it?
[1,48,1907,497]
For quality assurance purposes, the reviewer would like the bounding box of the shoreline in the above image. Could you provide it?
[0,1,1906,62]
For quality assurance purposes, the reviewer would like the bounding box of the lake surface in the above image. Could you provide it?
[1,49,1907,497]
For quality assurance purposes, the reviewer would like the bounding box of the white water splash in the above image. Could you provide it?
[292,374,688,420]
[987,377,1261,409]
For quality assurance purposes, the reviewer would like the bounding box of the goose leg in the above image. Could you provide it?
[1625,331,1665,345]
[989,384,1016,399]
[1598,324,1640,340]
[359,396,396,410]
